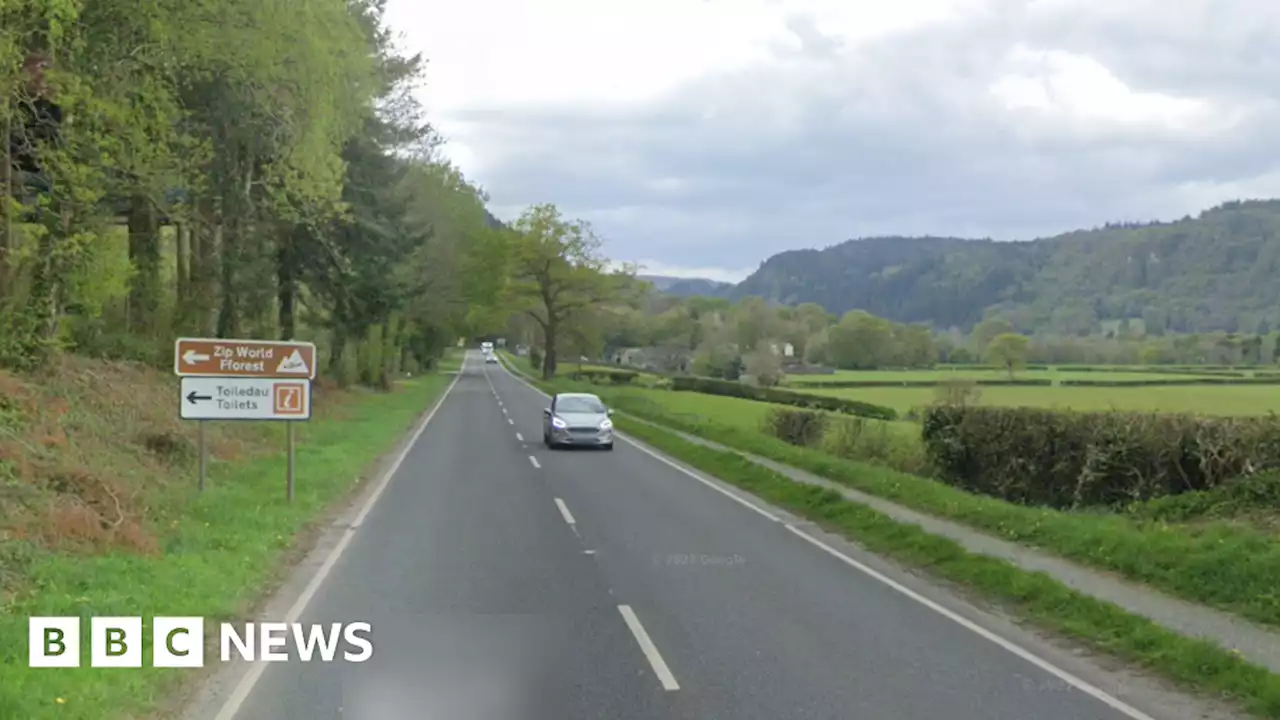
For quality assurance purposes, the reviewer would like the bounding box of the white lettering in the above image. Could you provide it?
[220,623,254,662]
[260,622,289,661]
[342,622,373,662]
[292,623,342,662]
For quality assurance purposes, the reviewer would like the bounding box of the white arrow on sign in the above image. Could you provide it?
[183,349,211,365]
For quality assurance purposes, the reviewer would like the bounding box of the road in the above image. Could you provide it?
[214,351,1204,720]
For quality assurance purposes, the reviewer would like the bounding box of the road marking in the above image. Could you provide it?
[494,363,781,523]
[211,358,464,720]
[497,359,1154,719]
[515,432,524,442]
[618,605,680,691]
[784,525,1156,720]
[554,497,576,525]
[584,549,596,555]
[529,455,541,469]
[508,418,514,425]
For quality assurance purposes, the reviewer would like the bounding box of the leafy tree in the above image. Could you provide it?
[505,203,622,379]
[986,332,1029,378]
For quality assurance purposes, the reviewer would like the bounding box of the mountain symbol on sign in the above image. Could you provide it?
[276,350,309,375]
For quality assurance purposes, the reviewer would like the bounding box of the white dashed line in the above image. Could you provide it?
[515,432,524,442]
[554,497,576,525]
[508,418,514,425]
[618,605,680,691]
[529,456,540,469]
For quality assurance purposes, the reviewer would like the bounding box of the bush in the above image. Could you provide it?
[671,376,898,420]
[567,368,638,385]
[762,407,826,446]
[821,416,932,475]
[933,378,982,406]
[921,405,1280,509]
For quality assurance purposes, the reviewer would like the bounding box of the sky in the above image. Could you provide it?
[383,0,1280,283]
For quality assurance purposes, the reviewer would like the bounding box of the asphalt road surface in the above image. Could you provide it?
[217,351,1207,720]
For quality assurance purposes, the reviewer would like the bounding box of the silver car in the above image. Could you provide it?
[542,392,614,450]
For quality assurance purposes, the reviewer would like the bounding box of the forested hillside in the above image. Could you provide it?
[727,200,1280,334]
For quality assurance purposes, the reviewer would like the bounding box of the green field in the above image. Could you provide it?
[788,368,1224,384]
[804,383,1280,416]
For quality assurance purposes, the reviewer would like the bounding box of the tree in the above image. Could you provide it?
[743,342,782,387]
[986,332,1029,378]
[506,204,621,379]
[972,317,1015,355]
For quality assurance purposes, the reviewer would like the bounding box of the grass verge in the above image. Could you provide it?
[614,415,1280,717]
[0,370,453,720]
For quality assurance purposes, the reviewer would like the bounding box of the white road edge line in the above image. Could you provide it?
[515,432,524,442]
[496,357,1154,719]
[618,605,680,691]
[785,526,1156,720]
[554,497,576,525]
[212,357,465,720]
[529,455,541,469]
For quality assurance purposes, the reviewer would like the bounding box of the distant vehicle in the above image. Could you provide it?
[542,392,613,450]
[485,354,498,364]
[480,341,494,353]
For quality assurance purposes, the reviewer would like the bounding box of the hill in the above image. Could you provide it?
[725,200,1280,334]
[638,274,734,297]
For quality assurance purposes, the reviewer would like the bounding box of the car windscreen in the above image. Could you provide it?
[556,397,605,414]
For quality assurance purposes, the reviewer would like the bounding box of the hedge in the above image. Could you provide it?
[566,368,639,384]
[1053,366,1247,377]
[789,378,1052,388]
[670,376,898,421]
[921,405,1280,509]
[1059,377,1280,387]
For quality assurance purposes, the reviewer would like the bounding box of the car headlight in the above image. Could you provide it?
[599,418,612,431]
[551,416,567,429]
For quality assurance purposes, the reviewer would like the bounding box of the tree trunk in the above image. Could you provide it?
[542,316,558,379]
[175,221,190,310]
[277,223,296,340]
[0,101,11,301]
[126,193,160,334]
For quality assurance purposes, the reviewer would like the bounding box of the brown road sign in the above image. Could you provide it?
[273,382,308,416]
[174,337,317,379]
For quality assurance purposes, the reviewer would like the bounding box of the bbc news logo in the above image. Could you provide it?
[28,617,373,667]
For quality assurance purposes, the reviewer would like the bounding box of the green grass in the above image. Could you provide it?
[0,373,453,720]
[795,368,1222,383]
[807,382,1280,416]
[611,418,1280,718]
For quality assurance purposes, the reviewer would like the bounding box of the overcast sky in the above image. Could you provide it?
[384,0,1280,283]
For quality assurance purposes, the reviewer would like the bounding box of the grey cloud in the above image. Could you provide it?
[448,0,1280,273]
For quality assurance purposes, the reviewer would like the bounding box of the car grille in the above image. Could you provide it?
[568,426,598,435]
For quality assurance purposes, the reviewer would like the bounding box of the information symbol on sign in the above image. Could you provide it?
[273,383,307,416]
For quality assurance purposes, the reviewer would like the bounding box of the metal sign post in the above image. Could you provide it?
[174,337,317,501]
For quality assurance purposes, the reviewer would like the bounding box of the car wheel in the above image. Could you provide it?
[603,443,614,451]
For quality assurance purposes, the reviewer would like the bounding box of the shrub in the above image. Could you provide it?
[567,368,638,385]
[762,407,826,446]
[671,376,898,420]
[933,378,982,406]
[921,405,1280,509]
